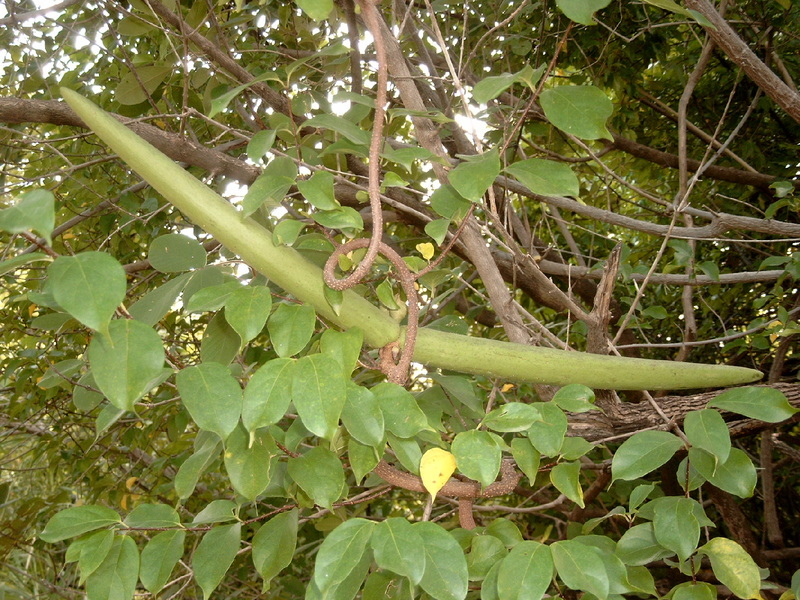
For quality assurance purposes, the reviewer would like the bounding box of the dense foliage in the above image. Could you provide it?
[0,0,799,598]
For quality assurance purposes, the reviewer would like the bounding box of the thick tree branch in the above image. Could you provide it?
[683,0,800,124]
[568,383,800,442]
[0,98,260,184]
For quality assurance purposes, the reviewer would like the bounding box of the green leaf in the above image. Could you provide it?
[342,383,385,448]
[287,446,345,509]
[268,302,316,357]
[252,509,298,585]
[0,189,55,245]
[373,382,432,438]
[708,386,798,422]
[185,281,242,313]
[200,312,241,365]
[70,373,104,411]
[313,518,376,592]
[320,327,364,377]
[298,170,338,210]
[482,402,541,432]
[472,72,518,104]
[791,569,800,599]
[698,261,720,281]
[85,535,139,600]
[699,538,762,600]
[551,539,609,600]
[124,503,180,528]
[551,384,597,413]
[485,519,523,548]
[309,552,372,600]
[273,219,306,246]
[539,85,613,140]
[559,436,594,460]
[452,430,502,487]
[505,159,581,198]
[312,206,364,231]
[129,272,192,326]
[295,0,333,21]
[192,499,238,525]
[148,233,207,273]
[496,541,553,600]
[651,497,701,562]
[467,535,507,581]
[176,363,242,441]
[292,354,346,440]
[481,561,501,600]
[0,251,50,276]
[510,438,541,484]
[425,218,451,246]
[550,461,584,508]
[174,434,222,500]
[115,64,171,105]
[209,72,284,119]
[48,252,126,335]
[611,430,684,481]
[371,518,426,585]
[224,285,272,346]
[224,425,277,501]
[388,433,422,474]
[139,529,185,594]
[449,148,501,202]
[40,505,121,543]
[242,156,298,217]
[304,114,370,146]
[349,438,380,483]
[429,185,472,221]
[616,523,674,566]
[193,523,241,600]
[684,409,731,464]
[527,402,567,457]
[242,357,295,431]
[77,529,115,582]
[88,319,166,412]
[416,521,469,600]
[629,483,655,511]
[672,581,718,600]
[689,447,757,498]
[247,129,277,162]
[555,0,612,25]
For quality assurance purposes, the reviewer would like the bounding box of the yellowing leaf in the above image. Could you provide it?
[416,242,435,261]
[501,383,515,392]
[420,448,457,499]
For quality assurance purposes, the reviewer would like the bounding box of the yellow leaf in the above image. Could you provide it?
[416,242,435,261]
[501,383,515,392]
[125,477,139,491]
[420,448,457,499]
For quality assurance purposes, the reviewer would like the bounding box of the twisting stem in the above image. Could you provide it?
[323,0,387,291]
[322,0,419,384]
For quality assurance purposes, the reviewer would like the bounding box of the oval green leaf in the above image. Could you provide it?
[148,233,207,273]
[611,430,684,481]
[242,357,295,432]
[48,252,126,335]
[88,319,166,412]
[287,446,345,510]
[539,85,613,140]
[176,363,242,441]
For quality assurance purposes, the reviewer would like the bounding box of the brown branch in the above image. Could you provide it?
[568,383,800,442]
[683,0,800,124]
[0,98,260,184]
[373,458,521,499]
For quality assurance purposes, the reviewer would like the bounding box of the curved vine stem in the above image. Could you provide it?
[322,0,424,384]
